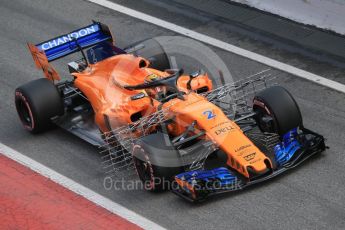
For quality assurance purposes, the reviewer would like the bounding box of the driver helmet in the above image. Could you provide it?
[144,73,166,98]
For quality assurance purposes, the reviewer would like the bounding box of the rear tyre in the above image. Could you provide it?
[132,132,183,191]
[253,86,302,136]
[125,38,171,71]
[15,78,64,134]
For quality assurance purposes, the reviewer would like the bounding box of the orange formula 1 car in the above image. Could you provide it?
[15,22,326,201]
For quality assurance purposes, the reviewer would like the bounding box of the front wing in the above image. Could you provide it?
[172,127,326,202]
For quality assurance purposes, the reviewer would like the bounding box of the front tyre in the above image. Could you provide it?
[253,86,302,136]
[132,132,183,191]
[15,78,64,134]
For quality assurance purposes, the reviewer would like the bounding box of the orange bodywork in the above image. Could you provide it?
[164,93,272,177]
[30,44,271,178]
[69,54,271,178]
[72,54,213,133]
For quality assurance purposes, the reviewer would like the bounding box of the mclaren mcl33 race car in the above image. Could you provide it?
[15,22,326,202]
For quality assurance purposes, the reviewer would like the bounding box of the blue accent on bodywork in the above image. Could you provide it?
[203,110,216,120]
[274,128,301,166]
[176,167,238,189]
[36,23,113,61]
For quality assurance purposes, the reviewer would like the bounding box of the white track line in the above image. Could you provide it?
[86,0,345,94]
[0,143,165,230]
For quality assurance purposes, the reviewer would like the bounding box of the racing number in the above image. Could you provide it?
[203,110,216,120]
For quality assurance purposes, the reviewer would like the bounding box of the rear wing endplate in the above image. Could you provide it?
[27,43,61,81]
[27,22,114,80]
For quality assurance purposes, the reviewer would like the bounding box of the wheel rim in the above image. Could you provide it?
[135,159,152,182]
[16,95,34,130]
[254,107,277,133]
[134,157,154,189]
[259,114,275,133]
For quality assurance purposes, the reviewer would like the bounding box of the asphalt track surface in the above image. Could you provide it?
[1,0,345,229]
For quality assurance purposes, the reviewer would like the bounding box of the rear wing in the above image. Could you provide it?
[27,22,114,80]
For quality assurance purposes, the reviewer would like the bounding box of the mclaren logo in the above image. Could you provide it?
[244,152,256,161]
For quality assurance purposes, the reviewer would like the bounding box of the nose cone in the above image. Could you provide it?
[246,159,272,178]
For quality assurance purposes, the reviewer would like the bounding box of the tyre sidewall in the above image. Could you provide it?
[253,86,302,136]
[132,133,183,191]
[15,78,63,133]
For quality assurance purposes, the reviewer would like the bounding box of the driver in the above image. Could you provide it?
[144,73,167,100]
